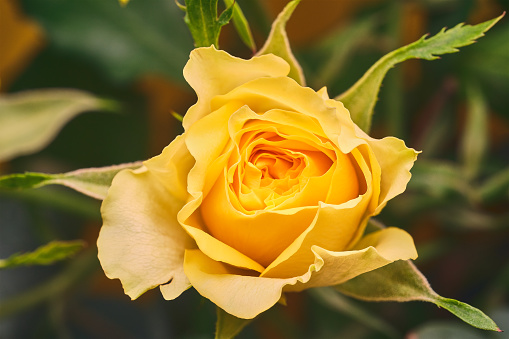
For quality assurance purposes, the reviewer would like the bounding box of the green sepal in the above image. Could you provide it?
[0,240,85,269]
[0,89,116,162]
[215,307,253,339]
[183,0,234,48]
[256,0,305,86]
[0,162,143,200]
[335,260,501,332]
[336,13,504,133]
[223,0,256,51]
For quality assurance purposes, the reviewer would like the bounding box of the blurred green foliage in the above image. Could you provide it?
[1,0,508,338]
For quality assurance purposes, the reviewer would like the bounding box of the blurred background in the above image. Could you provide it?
[1,0,508,338]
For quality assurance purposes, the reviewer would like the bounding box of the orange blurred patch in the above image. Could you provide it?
[0,0,44,90]
[470,0,505,24]
[401,1,427,88]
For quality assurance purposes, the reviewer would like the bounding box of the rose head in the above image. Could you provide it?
[98,46,419,319]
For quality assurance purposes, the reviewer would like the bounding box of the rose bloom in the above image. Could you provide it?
[98,46,418,319]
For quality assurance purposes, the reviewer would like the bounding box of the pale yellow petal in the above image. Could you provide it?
[184,227,416,319]
[185,101,243,196]
[144,134,195,201]
[183,220,265,273]
[97,167,194,299]
[285,227,418,292]
[182,46,290,129]
[184,249,307,319]
[356,126,419,214]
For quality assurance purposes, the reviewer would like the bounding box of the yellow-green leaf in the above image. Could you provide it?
[336,14,504,133]
[0,240,85,269]
[0,89,115,162]
[0,162,143,200]
[223,0,255,52]
[256,0,305,86]
[336,260,501,332]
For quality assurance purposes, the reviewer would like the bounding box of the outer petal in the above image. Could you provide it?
[144,134,195,201]
[98,166,195,300]
[184,249,303,319]
[355,126,419,214]
[285,227,418,291]
[182,46,290,129]
[184,227,416,319]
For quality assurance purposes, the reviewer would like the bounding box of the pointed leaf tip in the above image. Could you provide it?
[336,259,500,331]
[336,14,504,133]
[0,240,85,269]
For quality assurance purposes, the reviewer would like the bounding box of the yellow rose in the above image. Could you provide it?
[97,46,419,319]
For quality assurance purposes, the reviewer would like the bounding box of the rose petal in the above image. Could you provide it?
[184,249,303,319]
[212,77,354,147]
[182,46,290,129]
[286,226,418,291]
[185,101,243,196]
[355,126,419,214]
[98,166,194,299]
[261,147,374,278]
[184,227,417,319]
[144,134,195,201]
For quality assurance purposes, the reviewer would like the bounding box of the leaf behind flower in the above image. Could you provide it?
[0,89,115,162]
[183,0,234,48]
[0,240,85,269]
[223,0,256,52]
[256,0,305,86]
[336,13,505,133]
[0,162,143,200]
[335,260,501,332]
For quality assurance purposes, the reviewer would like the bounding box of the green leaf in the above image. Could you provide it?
[0,161,143,200]
[408,160,471,199]
[461,82,488,180]
[336,14,504,133]
[310,287,400,339]
[223,0,256,51]
[183,0,234,48]
[22,0,193,84]
[478,166,509,203]
[0,89,113,162]
[215,307,253,339]
[0,240,85,269]
[336,260,501,332]
[256,0,305,86]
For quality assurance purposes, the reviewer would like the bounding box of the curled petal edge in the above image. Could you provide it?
[184,227,417,319]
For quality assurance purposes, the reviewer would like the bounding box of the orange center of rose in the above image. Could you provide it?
[200,124,360,267]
